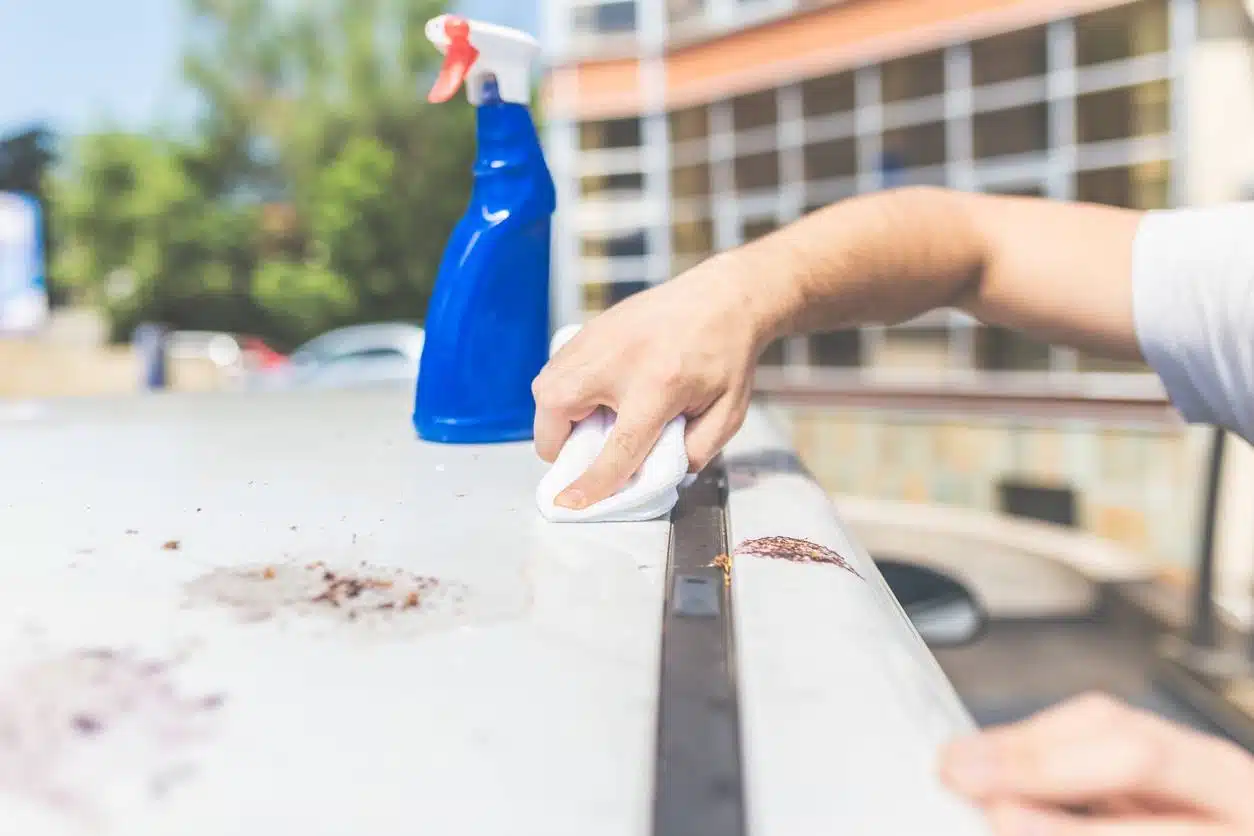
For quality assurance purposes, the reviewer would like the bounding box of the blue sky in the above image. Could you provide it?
[0,0,537,138]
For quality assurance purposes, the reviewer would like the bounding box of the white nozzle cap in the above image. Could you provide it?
[426,15,539,106]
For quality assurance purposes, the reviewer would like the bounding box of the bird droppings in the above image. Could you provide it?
[0,648,224,823]
[161,540,181,552]
[733,536,862,579]
[183,561,469,633]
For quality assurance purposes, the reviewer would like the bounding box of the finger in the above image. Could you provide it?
[532,366,603,463]
[555,398,674,510]
[534,407,577,463]
[683,390,750,473]
[987,801,1227,836]
[944,697,1254,821]
[943,693,1129,795]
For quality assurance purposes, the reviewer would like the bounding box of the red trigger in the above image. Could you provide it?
[428,16,479,103]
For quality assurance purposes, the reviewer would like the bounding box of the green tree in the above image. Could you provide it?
[50,0,475,347]
[184,0,474,332]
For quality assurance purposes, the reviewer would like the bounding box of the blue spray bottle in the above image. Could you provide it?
[414,15,556,444]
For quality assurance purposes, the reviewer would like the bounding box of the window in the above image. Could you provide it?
[877,327,952,370]
[803,137,857,181]
[732,90,779,133]
[671,162,711,199]
[971,26,1048,86]
[759,339,787,367]
[987,184,1046,198]
[881,121,947,170]
[741,218,777,243]
[581,230,649,258]
[881,50,945,103]
[1076,353,1150,373]
[671,217,714,257]
[976,326,1050,371]
[580,172,645,197]
[583,280,651,313]
[809,330,861,367]
[973,104,1049,159]
[573,1,637,34]
[669,106,709,144]
[1076,160,1170,210]
[667,0,705,25]
[734,150,780,192]
[1076,80,1170,144]
[579,117,643,150]
[1076,0,1168,67]
[801,72,856,118]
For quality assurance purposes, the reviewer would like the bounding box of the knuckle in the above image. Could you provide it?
[998,734,1044,779]
[610,425,642,460]
[648,354,687,391]
[535,369,591,409]
[1122,731,1168,788]
[1071,691,1122,722]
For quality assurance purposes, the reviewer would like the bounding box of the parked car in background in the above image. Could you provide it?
[247,323,424,391]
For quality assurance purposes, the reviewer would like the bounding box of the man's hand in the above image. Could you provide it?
[532,253,776,510]
[533,188,1145,510]
[940,693,1254,834]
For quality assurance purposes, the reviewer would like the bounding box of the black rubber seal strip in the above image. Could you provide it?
[651,462,746,836]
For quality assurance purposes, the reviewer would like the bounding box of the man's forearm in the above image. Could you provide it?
[732,187,1147,362]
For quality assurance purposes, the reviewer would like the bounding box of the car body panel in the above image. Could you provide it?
[0,389,987,835]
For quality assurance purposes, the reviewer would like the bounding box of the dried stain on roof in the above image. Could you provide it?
[733,536,862,579]
[183,561,476,635]
[0,648,224,823]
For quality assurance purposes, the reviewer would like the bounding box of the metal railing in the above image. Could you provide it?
[754,367,1178,425]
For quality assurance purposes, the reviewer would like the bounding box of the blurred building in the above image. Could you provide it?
[541,0,1254,371]
[538,0,1254,581]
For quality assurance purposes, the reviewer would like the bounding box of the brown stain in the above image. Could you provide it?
[0,648,225,819]
[161,540,181,551]
[184,562,455,625]
[733,536,862,579]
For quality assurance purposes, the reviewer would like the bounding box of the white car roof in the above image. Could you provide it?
[0,389,983,835]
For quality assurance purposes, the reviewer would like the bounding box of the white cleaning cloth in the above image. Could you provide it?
[536,325,695,523]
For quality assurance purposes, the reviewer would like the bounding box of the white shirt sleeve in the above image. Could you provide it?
[1132,203,1254,439]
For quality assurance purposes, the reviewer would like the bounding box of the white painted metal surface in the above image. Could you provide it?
[725,409,988,836]
[0,388,988,835]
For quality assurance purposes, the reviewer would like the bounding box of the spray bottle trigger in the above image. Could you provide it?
[428,16,479,103]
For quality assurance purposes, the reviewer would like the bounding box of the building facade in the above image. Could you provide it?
[536,0,1254,576]
[540,0,1254,374]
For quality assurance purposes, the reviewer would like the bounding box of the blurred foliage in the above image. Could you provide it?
[49,0,474,348]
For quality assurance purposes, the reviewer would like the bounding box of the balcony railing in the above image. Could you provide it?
[755,366,1176,425]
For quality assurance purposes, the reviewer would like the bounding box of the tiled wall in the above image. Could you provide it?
[781,407,1211,568]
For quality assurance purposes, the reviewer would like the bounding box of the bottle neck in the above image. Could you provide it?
[475,100,541,162]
